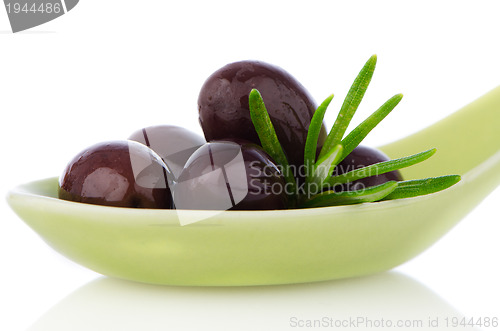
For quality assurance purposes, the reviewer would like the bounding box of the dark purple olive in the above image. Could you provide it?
[59,140,172,208]
[173,140,288,210]
[198,60,327,175]
[129,125,206,181]
[332,145,403,192]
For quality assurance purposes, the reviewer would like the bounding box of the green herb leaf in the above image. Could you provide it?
[247,56,458,209]
[248,89,297,195]
[304,94,334,176]
[340,93,403,162]
[327,148,437,187]
[319,55,377,159]
[310,144,343,187]
[301,181,398,208]
[382,175,461,200]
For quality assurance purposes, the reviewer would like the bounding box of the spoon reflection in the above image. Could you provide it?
[29,272,479,331]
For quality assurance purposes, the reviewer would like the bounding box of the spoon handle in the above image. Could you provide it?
[381,86,500,178]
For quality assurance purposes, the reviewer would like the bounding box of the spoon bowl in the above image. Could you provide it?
[7,86,500,286]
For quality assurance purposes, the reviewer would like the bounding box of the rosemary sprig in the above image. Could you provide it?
[304,94,334,176]
[301,181,398,208]
[382,175,461,200]
[248,89,297,196]
[326,148,436,187]
[340,93,403,162]
[309,144,343,188]
[247,54,461,209]
[319,55,377,159]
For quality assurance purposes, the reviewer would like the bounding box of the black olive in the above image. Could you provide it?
[58,140,172,208]
[173,139,288,210]
[332,145,403,192]
[198,60,327,178]
[129,125,205,181]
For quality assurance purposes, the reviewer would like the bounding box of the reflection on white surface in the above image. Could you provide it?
[28,272,479,331]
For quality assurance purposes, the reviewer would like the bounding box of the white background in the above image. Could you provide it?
[1,1,499,330]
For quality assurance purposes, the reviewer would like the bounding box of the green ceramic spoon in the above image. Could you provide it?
[7,86,500,286]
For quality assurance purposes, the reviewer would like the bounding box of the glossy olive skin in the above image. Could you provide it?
[173,140,288,210]
[332,145,403,192]
[198,60,327,174]
[59,141,172,208]
[129,125,206,181]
